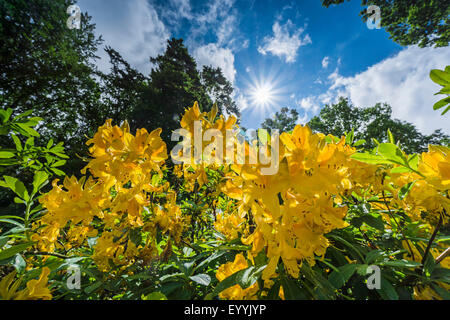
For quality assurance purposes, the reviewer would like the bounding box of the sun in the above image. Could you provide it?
[249,82,275,108]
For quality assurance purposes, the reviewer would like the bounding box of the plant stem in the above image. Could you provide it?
[420,214,443,270]
[26,251,70,259]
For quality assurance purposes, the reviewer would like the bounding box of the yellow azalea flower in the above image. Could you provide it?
[214,210,246,240]
[0,267,52,300]
[216,254,259,300]
[419,145,450,190]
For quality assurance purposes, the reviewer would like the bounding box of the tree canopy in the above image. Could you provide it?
[261,107,299,133]
[321,0,450,48]
[307,98,449,153]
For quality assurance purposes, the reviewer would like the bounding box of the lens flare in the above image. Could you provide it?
[251,83,275,107]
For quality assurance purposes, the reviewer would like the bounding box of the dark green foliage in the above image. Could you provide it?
[130,38,211,143]
[201,66,240,118]
[307,98,449,153]
[0,0,103,175]
[321,0,450,48]
[261,107,299,133]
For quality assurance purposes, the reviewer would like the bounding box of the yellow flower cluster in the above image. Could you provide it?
[0,267,52,300]
[178,103,449,287]
[175,102,238,189]
[215,253,259,300]
[214,210,246,241]
[222,126,357,280]
[33,120,188,272]
[385,146,450,225]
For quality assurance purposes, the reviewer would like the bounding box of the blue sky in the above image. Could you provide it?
[77,0,449,134]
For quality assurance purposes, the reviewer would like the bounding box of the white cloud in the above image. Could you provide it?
[322,56,330,69]
[169,0,192,19]
[257,19,311,63]
[159,0,193,23]
[324,46,450,134]
[296,112,309,125]
[79,0,170,74]
[297,97,319,114]
[236,94,250,111]
[190,0,236,43]
[216,14,238,46]
[194,43,237,84]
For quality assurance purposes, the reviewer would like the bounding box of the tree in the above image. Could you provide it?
[200,66,240,118]
[321,0,450,48]
[261,107,299,133]
[85,47,147,131]
[131,38,211,142]
[0,0,103,174]
[308,98,449,153]
[131,38,230,143]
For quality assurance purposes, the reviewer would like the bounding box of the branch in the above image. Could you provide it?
[420,214,443,269]
[25,251,70,259]
[435,247,450,265]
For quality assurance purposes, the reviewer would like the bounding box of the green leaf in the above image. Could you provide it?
[407,153,419,171]
[46,139,54,149]
[212,271,239,296]
[328,234,365,262]
[32,171,49,195]
[51,168,65,176]
[0,215,24,221]
[51,160,66,167]
[235,266,263,289]
[437,86,450,95]
[398,181,415,200]
[377,276,398,300]
[0,242,33,260]
[84,281,103,294]
[0,151,15,159]
[361,215,385,231]
[433,97,450,110]
[350,153,390,165]
[193,250,227,272]
[176,257,195,277]
[387,129,394,144]
[328,264,358,289]
[12,110,34,121]
[280,277,308,300]
[189,274,211,286]
[12,254,26,272]
[0,236,8,248]
[15,123,39,137]
[377,143,407,166]
[441,103,450,116]
[379,259,421,268]
[390,166,412,174]
[142,292,167,300]
[430,283,450,299]
[11,134,22,151]
[431,267,450,283]
[0,218,24,228]
[0,108,13,124]
[353,139,366,147]
[129,228,142,246]
[365,250,387,264]
[345,129,354,145]
[430,69,450,86]
[3,176,29,201]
